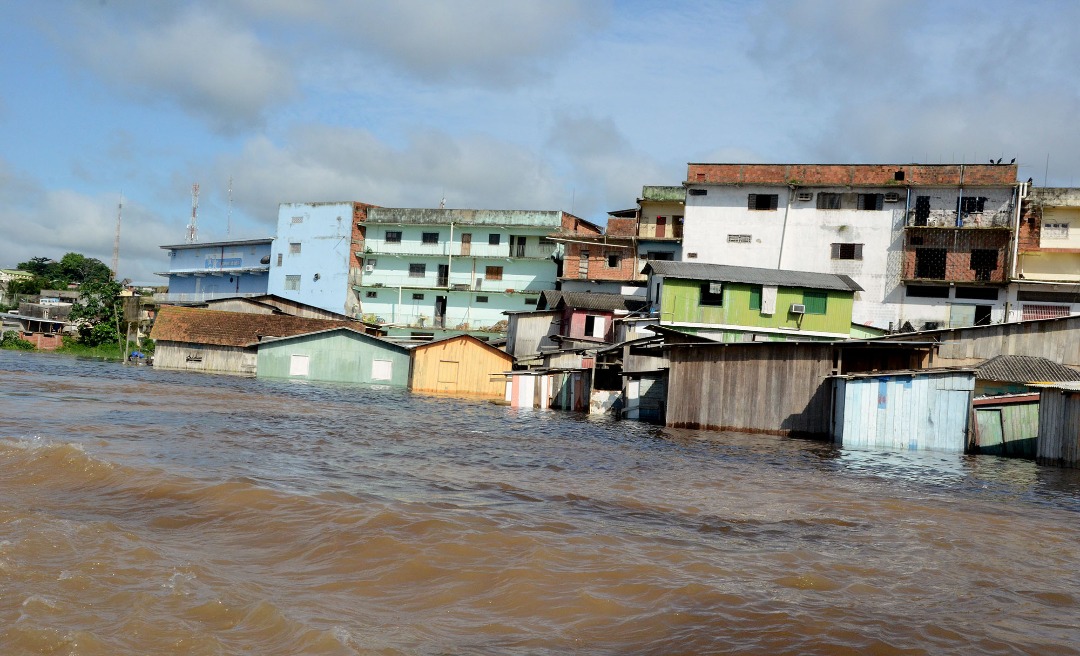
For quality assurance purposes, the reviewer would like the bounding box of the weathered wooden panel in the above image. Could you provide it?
[256,331,410,385]
[833,371,974,451]
[1038,388,1080,467]
[410,336,512,399]
[888,316,1080,367]
[667,343,835,436]
[155,341,256,376]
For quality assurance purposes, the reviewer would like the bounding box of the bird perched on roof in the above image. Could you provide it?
[1010,158,1016,164]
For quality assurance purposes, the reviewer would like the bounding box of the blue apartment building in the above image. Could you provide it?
[156,238,273,303]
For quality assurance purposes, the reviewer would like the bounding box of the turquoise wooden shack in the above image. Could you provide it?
[256,327,411,386]
[831,369,976,451]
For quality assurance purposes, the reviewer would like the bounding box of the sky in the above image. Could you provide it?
[2,0,1079,285]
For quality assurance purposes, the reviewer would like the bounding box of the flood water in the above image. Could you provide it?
[1,350,1079,655]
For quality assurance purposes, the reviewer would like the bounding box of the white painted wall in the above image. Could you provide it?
[268,203,356,315]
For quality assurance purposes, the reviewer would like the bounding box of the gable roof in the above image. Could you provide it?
[150,306,359,348]
[974,355,1080,383]
[641,260,863,293]
[539,290,648,313]
[254,326,410,352]
[410,333,513,361]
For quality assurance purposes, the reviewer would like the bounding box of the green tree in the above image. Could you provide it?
[68,280,124,347]
[58,253,112,284]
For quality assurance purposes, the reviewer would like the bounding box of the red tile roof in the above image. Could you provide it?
[150,306,361,348]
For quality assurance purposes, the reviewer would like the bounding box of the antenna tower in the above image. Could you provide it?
[111,192,123,279]
[187,182,200,243]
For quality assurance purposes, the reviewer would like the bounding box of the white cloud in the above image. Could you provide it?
[69,5,295,132]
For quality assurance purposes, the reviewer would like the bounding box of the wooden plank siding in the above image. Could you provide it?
[154,341,257,376]
[875,315,1080,367]
[666,343,836,436]
[1037,387,1080,467]
[410,335,513,399]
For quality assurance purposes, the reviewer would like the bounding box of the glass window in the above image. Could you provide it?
[385,231,402,244]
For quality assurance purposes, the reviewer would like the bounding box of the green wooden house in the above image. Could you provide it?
[641,261,863,342]
[256,327,412,386]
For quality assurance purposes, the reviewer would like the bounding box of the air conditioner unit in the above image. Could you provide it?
[790,303,806,314]
[364,265,374,273]
[796,191,813,202]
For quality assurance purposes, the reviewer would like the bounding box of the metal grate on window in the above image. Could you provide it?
[727,234,752,243]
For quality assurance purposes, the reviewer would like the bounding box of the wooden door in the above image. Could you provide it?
[460,233,471,256]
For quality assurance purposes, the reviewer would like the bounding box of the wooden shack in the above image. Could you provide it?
[409,334,513,399]
[832,370,975,452]
[1036,384,1080,468]
[971,394,1040,458]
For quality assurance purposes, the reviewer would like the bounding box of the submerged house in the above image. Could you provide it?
[149,306,359,376]
[409,334,513,399]
[641,260,863,342]
[256,327,411,385]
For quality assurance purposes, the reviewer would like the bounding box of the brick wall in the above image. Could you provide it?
[350,202,377,270]
[686,163,1019,188]
[563,241,641,281]
[605,217,638,237]
[901,229,1011,283]
[1017,199,1041,252]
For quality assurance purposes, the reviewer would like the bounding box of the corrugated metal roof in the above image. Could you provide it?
[149,306,360,348]
[975,355,1080,383]
[642,260,863,292]
[542,290,647,312]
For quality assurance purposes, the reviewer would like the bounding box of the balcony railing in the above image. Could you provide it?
[153,292,263,304]
[363,241,558,260]
[358,273,553,292]
[906,209,1012,228]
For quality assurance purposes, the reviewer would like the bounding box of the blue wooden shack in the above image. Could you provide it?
[831,369,975,451]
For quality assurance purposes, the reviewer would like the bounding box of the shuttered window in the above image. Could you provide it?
[749,285,762,310]
[747,194,779,211]
[817,193,843,209]
[857,194,884,210]
[830,243,864,260]
[802,291,827,315]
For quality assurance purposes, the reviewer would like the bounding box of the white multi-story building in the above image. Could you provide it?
[681,163,1021,331]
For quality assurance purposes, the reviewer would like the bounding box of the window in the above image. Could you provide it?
[525,298,538,305]
[688,188,707,196]
[728,234,752,243]
[817,193,843,210]
[802,291,827,315]
[607,254,621,267]
[291,216,304,224]
[289,242,301,254]
[409,263,426,278]
[476,296,489,303]
[970,249,998,281]
[371,359,393,381]
[412,293,425,300]
[959,196,987,214]
[913,196,931,226]
[905,285,950,298]
[747,194,779,211]
[955,286,999,300]
[365,291,377,298]
[700,282,724,306]
[509,235,527,257]
[485,266,503,281]
[289,355,309,377]
[584,315,606,338]
[284,275,300,291]
[1044,222,1070,239]
[385,231,402,244]
[422,232,439,244]
[578,251,589,277]
[276,253,283,266]
[831,243,864,260]
[914,247,947,279]
[488,233,501,246]
[645,251,674,260]
[857,194,884,211]
[749,285,762,310]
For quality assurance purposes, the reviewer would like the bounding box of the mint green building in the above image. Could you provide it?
[256,327,411,385]
[642,261,863,342]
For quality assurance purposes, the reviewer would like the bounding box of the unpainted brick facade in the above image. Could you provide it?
[686,163,1019,188]
[562,239,642,282]
[901,228,1011,283]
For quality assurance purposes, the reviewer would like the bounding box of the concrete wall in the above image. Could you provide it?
[268,202,357,316]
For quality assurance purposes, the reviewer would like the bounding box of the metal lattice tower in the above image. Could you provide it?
[111,193,123,279]
[187,183,200,243]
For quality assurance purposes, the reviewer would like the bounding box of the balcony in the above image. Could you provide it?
[901,228,1010,284]
[906,209,1012,228]
[362,241,558,260]
[356,272,553,293]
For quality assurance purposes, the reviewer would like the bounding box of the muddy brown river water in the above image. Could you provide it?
[1,350,1079,654]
